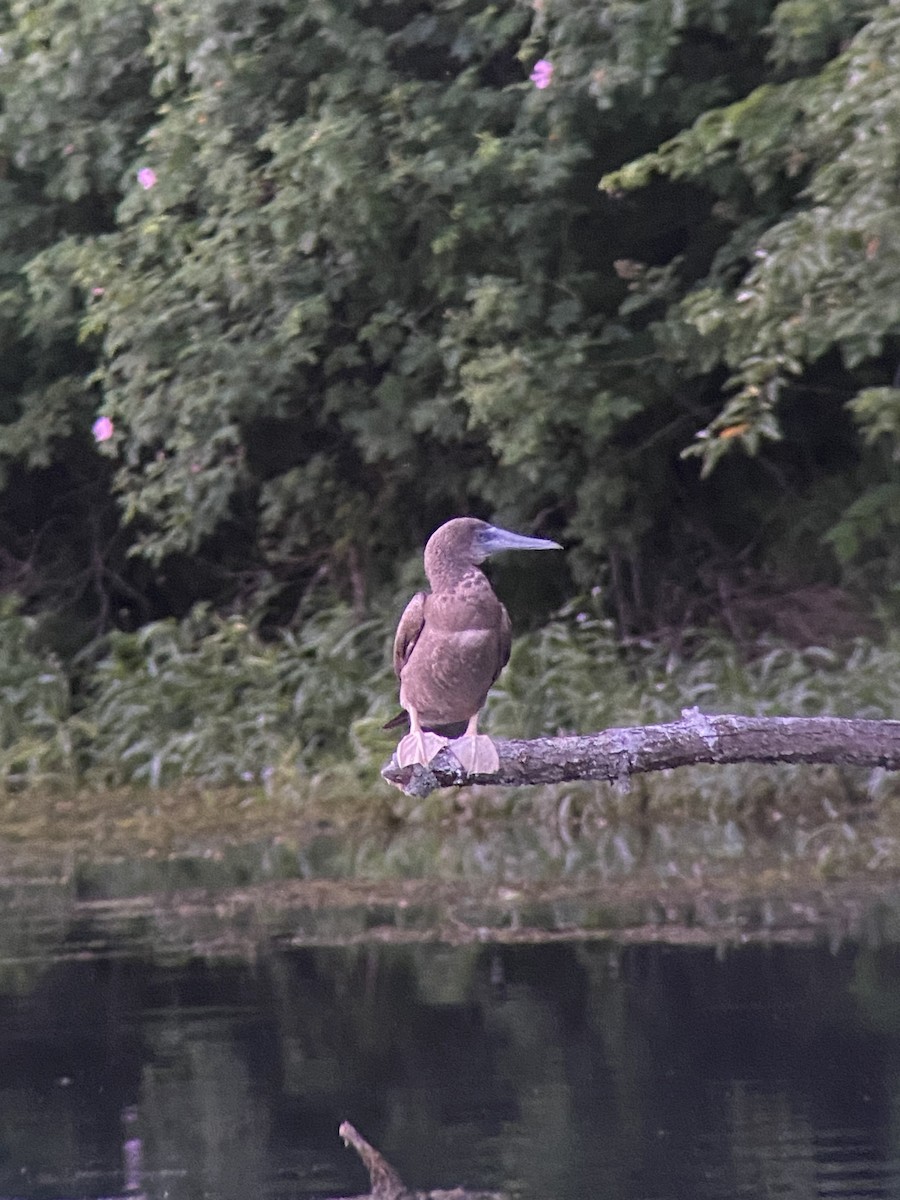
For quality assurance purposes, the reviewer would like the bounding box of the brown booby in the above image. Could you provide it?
[393,517,561,774]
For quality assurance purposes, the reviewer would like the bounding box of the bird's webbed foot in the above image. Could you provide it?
[395,730,450,768]
[447,733,500,775]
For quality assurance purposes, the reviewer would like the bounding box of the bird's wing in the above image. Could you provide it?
[393,591,428,678]
[493,602,513,685]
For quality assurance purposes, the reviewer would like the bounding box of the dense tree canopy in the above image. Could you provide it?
[0,0,897,648]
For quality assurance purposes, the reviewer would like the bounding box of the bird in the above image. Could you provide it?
[392,517,561,774]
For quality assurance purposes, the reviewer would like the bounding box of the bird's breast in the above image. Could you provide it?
[399,624,500,725]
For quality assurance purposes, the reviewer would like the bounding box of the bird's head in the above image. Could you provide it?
[424,517,560,582]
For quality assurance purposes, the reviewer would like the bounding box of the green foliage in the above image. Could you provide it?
[0,599,77,788]
[488,601,900,830]
[3,575,900,800]
[491,598,900,743]
[603,4,900,501]
[85,604,391,787]
[37,0,561,566]
[0,0,152,202]
[0,0,154,469]
[4,0,849,636]
[1,0,900,785]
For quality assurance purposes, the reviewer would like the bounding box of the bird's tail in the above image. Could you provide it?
[382,711,468,738]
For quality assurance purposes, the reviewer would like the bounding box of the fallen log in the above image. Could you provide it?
[381,709,900,797]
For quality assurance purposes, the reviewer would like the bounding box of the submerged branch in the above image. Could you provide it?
[336,1120,504,1200]
[381,710,900,797]
[338,1121,407,1200]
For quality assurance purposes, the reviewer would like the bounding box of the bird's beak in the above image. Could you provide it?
[479,525,562,556]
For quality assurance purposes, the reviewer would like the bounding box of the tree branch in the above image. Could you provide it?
[381,709,900,797]
[336,1121,504,1200]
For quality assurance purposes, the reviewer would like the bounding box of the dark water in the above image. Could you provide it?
[3,937,900,1200]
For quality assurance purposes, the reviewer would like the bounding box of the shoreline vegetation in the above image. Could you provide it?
[2,596,900,911]
[2,0,900,926]
[1,2,900,735]
[7,595,900,796]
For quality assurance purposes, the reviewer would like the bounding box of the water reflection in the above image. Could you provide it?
[1,941,900,1199]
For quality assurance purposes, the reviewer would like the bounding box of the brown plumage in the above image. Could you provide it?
[393,517,560,773]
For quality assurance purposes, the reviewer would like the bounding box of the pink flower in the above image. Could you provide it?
[92,416,114,443]
[137,167,157,190]
[530,59,553,89]
[91,286,105,297]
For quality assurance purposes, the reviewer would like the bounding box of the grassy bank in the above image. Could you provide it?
[2,595,900,895]
[4,594,900,791]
